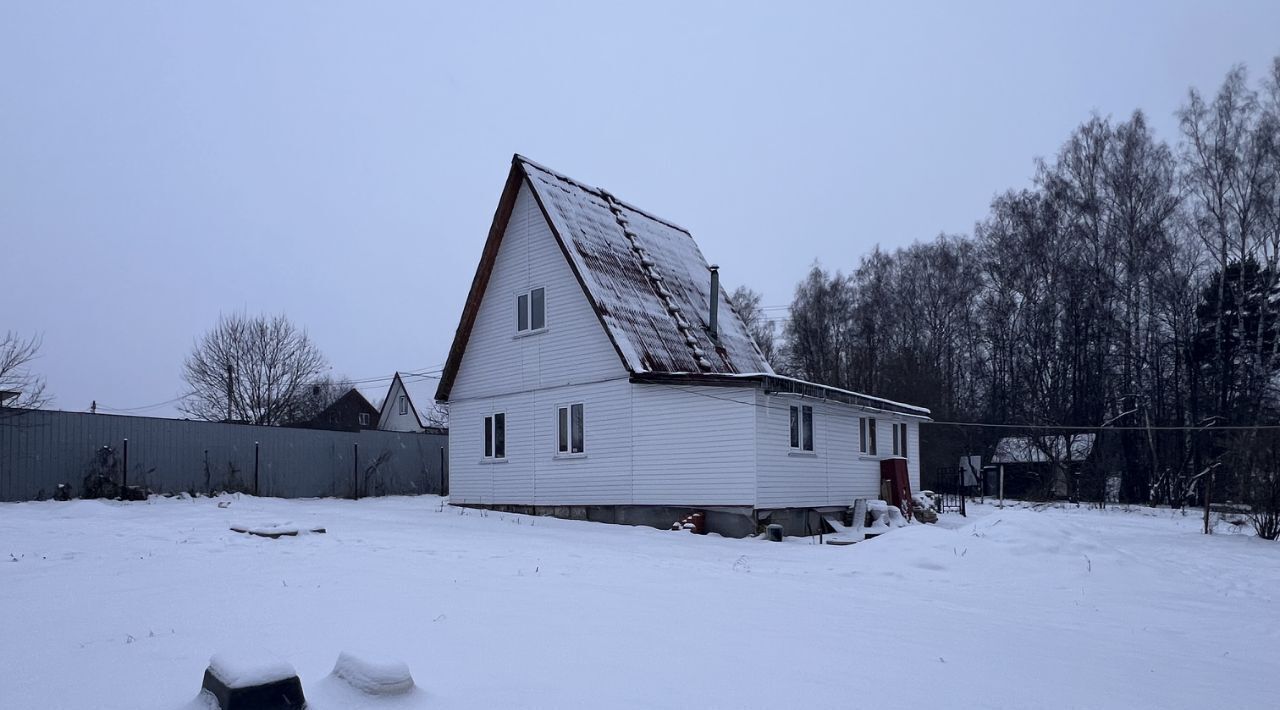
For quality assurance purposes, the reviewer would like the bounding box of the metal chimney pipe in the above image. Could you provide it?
[708,265,720,341]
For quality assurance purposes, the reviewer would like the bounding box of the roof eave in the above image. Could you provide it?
[435,160,529,402]
[629,371,931,419]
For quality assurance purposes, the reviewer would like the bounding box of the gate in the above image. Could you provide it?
[927,466,967,516]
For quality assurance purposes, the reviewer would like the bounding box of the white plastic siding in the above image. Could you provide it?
[450,182,626,402]
[755,391,922,509]
[452,383,922,509]
[376,379,421,432]
[630,384,756,506]
[448,379,632,506]
[908,421,921,492]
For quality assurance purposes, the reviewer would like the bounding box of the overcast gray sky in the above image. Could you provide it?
[3,1,1278,417]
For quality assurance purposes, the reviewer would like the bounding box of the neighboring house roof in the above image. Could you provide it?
[379,372,445,431]
[991,434,1096,464]
[437,155,774,401]
[312,389,378,427]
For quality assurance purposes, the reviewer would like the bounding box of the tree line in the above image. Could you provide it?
[736,58,1280,525]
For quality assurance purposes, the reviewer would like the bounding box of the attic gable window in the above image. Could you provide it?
[358,413,370,427]
[516,287,546,333]
[789,404,813,452]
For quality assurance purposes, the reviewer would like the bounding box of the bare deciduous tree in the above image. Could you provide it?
[287,374,357,424]
[423,399,449,428]
[0,331,50,411]
[179,313,330,426]
[729,285,778,366]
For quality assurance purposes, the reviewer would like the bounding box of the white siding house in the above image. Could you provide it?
[377,372,444,433]
[437,156,930,535]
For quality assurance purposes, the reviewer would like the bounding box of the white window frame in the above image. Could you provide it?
[892,422,908,458]
[483,412,506,460]
[358,412,370,427]
[865,417,878,456]
[789,404,814,452]
[556,403,585,456]
[398,395,408,416]
[516,286,547,334]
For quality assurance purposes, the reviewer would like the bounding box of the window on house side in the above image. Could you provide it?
[484,413,506,459]
[789,404,813,452]
[516,287,546,333]
[897,423,908,459]
[358,413,369,427]
[495,412,505,459]
[868,417,878,455]
[859,417,868,453]
[557,404,584,454]
[398,395,407,416]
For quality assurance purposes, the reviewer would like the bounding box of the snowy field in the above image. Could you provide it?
[1,495,1276,709]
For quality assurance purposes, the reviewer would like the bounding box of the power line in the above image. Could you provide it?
[94,363,447,414]
[653,381,1280,431]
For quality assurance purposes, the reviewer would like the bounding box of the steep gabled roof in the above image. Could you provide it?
[380,372,443,430]
[437,155,773,401]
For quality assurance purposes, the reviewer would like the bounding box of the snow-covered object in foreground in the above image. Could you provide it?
[865,500,909,532]
[229,522,326,539]
[330,652,416,696]
[913,491,936,512]
[200,651,306,710]
[207,652,297,689]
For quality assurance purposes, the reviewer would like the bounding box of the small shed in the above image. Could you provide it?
[991,434,1095,499]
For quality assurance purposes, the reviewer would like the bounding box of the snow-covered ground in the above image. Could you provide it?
[1,495,1275,709]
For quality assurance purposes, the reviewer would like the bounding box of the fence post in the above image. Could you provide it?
[254,441,260,497]
[439,446,447,496]
[353,442,359,500]
[122,438,129,494]
[1203,469,1214,535]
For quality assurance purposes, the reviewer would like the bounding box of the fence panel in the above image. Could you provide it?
[0,409,448,502]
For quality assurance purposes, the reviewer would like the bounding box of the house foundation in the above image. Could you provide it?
[455,503,851,538]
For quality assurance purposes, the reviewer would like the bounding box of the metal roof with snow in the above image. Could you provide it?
[992,434,1096,464]
[437,155,773,401]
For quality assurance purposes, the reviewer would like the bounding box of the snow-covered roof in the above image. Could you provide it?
[437,156,773,400]
[992,434,1095,464]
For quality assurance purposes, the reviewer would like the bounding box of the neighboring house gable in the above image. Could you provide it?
[377,372,444,433]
